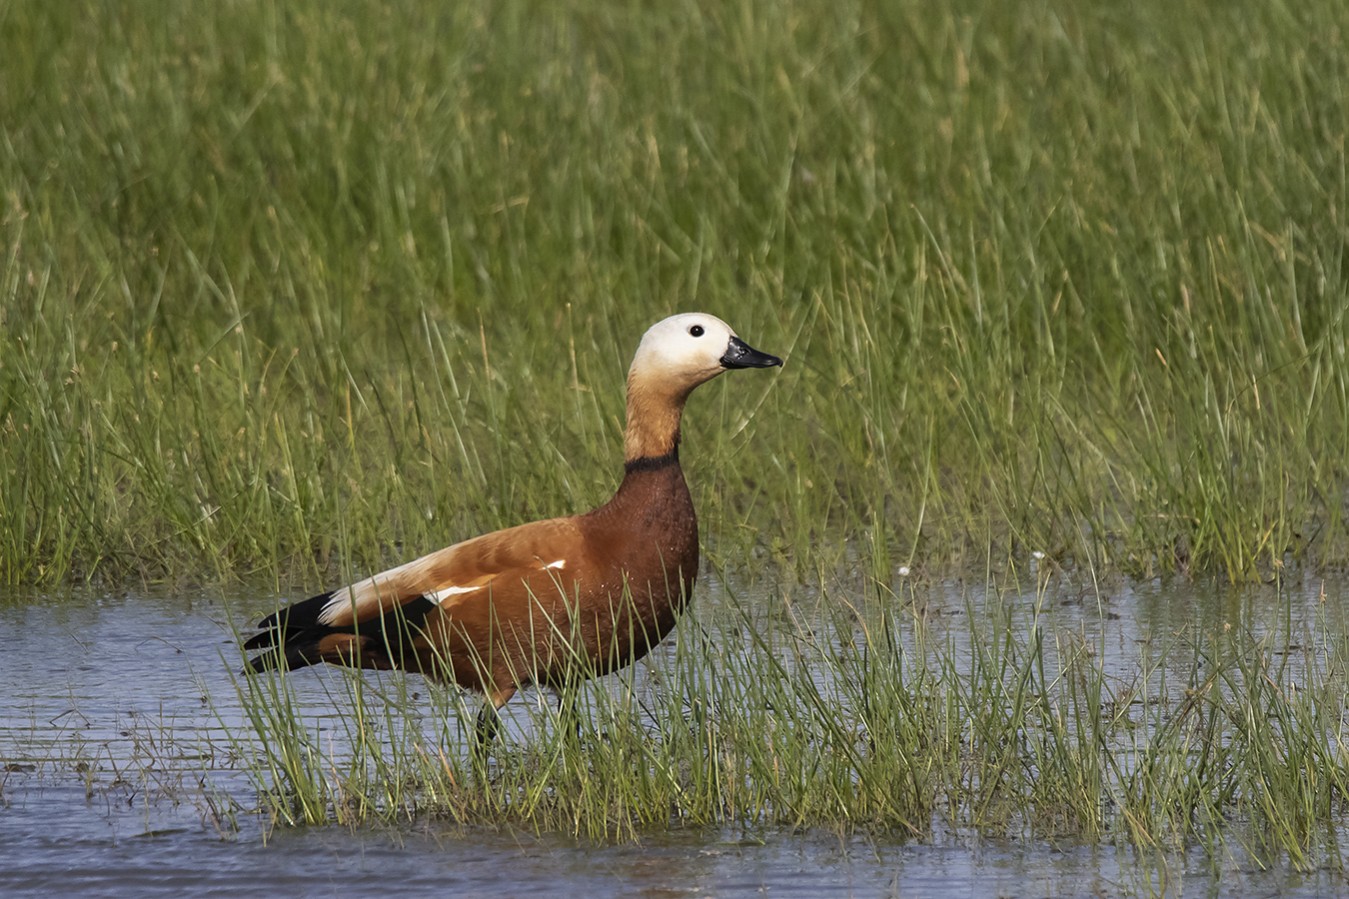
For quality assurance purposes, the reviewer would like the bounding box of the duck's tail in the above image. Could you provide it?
[242,591,438,674]
[242,589,344,673]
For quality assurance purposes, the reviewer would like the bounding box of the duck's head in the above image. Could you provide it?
[628,313,782,393]
[623,313,781,462]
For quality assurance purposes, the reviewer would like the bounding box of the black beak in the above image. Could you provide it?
[720,336,783,370]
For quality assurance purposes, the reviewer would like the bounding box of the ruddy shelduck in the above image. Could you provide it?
[244,313,781,745]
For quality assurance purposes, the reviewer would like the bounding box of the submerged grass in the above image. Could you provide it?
[224,578,1349,867]
[3,0,1349,585]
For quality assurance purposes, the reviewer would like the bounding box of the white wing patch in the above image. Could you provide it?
[429,559,564,606]
[430,584,482,604]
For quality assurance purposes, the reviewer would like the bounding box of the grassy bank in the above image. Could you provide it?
[3,0,1349,585]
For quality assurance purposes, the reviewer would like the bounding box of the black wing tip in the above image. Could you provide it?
[240,588,338,672]
[241,589,337,646]
[242,640,322,675]
[242,655,275,676]
[242,630,276,652]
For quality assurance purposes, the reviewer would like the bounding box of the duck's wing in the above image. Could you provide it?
[243,516,583,666]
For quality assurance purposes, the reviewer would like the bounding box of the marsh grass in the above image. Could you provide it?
[3,0,1349,585]
[5,0,1349,882]
[0,692,242,838]
[222,578,1349,866]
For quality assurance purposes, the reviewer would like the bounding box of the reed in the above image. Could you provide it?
[220,577,1349,868]
[2,0,1348,586]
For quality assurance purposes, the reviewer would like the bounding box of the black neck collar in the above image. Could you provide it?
[623,449,680,473]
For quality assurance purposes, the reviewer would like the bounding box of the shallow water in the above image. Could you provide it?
[2,577,1347,897]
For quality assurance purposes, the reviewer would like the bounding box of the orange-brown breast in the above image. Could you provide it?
[411,460,698,695]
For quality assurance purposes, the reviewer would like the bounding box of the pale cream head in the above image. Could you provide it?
[622,313,781,462]
[627,313,740,390]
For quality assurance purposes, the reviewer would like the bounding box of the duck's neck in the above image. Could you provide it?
[622,377,689,467]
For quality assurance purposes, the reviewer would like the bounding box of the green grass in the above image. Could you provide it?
[3,0,1349,584]
[8,4,1349,874]
[217,575,1349,869]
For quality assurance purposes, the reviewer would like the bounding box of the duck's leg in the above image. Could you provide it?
[474,703,501,749]
[472,686,517,759]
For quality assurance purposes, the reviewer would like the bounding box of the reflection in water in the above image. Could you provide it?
[1,577,1346,897]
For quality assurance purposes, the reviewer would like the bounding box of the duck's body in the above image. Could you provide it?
[244,313,780,731]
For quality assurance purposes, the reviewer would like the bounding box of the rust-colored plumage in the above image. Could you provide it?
[243,313,780,741]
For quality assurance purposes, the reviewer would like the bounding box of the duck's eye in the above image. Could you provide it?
[689,325,705,337]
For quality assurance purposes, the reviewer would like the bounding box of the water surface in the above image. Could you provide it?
[2,577,1346,897]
